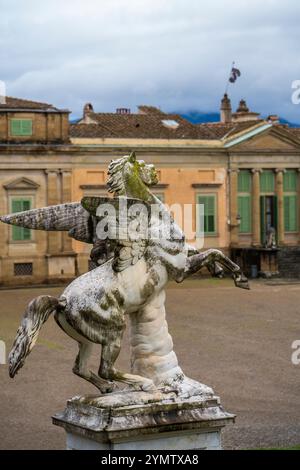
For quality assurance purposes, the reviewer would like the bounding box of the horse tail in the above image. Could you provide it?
[9,295,60,378]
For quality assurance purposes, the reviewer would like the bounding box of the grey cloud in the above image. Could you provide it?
[1,0,300,121]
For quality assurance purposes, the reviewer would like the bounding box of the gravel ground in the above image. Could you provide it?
[0,279,299,450]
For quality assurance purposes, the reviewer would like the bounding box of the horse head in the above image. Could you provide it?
[107,152,158,201]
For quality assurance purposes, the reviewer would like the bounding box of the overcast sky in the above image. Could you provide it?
[1,0,300,121]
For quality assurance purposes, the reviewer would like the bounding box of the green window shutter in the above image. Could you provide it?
[198,195,216,234]
[11,199,32,241]
[22,227,31,240]
[260,171,275,193]
[238,171,251,193]
[284,196,289,231]
[238,196,251,233]
[21,120,32,136]
[22,200,31,211]
[260,196,266,244]
[11,199,23,213]
[284,195,297,232]
[283,170,297,192]
[12,225,23,241]
[10,119,33,136]
[290,196,297,232]
[11,120,22,136]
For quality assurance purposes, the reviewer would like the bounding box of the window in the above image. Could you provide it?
[260,171,275,193]
[198,195,216,235]
[284,195,297,232]
[161,119,179,129]
[284,170,297,192]
[154,193,165,203]
[283,170,297,232]
[14,263,33,276]
[10,119,33,136]
[238,196,251,233]
[11,198,32,241]
[238,171,251,193]
[238,170,251,233]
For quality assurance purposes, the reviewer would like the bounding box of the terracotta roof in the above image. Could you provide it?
[0,96,67,112]
[137,105,165,115]
[285,127,300,138]
[70,103,268,141]
[196,120,265,139]
[71,111,203,139]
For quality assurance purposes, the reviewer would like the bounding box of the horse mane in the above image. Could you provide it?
[107,155,131,194]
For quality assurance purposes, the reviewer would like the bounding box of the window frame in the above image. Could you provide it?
[283,171,298,233]
[238,170,251,193]
[283,170,297,193]
[238,194,252,234]
[10,118,33,137]
[197,193,218,237]
[237,170,252,235]
[260,170,275,194]
[152,192,165,203]
[284,194,298,233]
[9,196,33,243]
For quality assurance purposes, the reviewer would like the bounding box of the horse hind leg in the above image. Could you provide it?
[73,342,115,393]
[55,310,114,393]
[99,338,156,392]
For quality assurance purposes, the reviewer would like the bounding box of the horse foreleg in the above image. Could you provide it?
[206,261,224,278]
[187,245,225,280]
[99,337,156,392]
[181,249,249,289]
[73,342,114,393]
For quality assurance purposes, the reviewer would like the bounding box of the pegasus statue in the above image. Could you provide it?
[1,153,249,397]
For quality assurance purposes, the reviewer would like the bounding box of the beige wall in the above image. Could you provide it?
[0,169,49,285]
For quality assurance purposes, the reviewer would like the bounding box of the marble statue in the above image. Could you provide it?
[1,153,249,399]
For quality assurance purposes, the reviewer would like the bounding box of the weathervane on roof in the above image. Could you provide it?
[225,61,241,94]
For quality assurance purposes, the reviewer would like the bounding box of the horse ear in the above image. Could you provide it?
[129,151,136,163]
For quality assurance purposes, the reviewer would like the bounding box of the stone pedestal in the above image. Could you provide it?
[53,391,234,450]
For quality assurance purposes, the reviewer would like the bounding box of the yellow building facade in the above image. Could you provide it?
[1,96,300,285]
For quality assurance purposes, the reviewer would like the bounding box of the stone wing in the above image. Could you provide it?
[81,196,150,272]
[0,202,93,243]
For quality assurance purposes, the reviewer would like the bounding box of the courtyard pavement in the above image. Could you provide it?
[0,278,299,450]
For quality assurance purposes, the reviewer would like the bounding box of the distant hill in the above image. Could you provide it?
[179,111,220,124]
[70,117,80,124]
[278,117,300,128]
[177,111,300,128]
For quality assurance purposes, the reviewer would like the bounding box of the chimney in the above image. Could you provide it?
[236,99,249,113]
[220,93,232,123]
[116,108,131,114]
[232,99,260,122]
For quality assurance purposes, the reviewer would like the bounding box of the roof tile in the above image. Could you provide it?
[0,96,63,111]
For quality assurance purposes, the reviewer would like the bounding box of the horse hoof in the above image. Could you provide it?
[234,274,250,290]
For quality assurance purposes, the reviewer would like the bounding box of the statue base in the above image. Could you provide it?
[52,390,234,450]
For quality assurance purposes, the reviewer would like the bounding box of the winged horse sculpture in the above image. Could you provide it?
[1,152,249,397]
